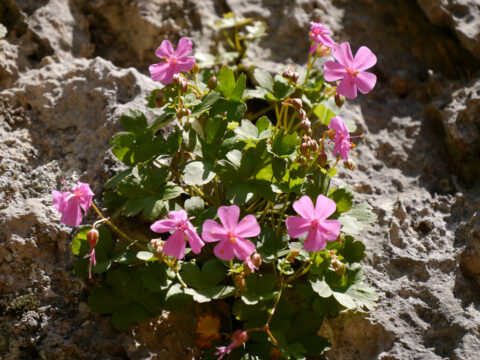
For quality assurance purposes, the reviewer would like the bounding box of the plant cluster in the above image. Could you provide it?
[52,14,378,359]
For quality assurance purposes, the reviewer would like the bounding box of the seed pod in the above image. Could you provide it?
[297,108,307,120]
[87,229,99,248]
[318,152,327,167]
[335,93,345,108]
[344,159,356,171]
[251,253,262,268]
[306,128,312,136]
[300,119,311,131]
[309,139,318,152]
[288,98,302,110]
[207,75,217,90]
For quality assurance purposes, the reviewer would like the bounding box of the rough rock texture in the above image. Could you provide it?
[1,0,480,359]
[417,0,480,60]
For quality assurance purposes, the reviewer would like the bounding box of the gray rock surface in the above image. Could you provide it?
[1,0,480,359]
[417,0,480,60]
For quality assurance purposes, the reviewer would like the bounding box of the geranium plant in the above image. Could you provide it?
[53,14,378,359]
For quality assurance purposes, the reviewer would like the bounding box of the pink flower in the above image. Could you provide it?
[150,210,204,259]
[215,330,249,360]
[149,37,196,84]
[286,195,341,252]
[324,42,377,99]
[202,205,260,261]
[329,116,351,160]
[52,182,94,227]
[309,21,335,53]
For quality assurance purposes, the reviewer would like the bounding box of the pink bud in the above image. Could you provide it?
[87,229,99,248]
[231,330,249,347]
[251,253,262,268]
[207,76,217,90]
[343,159,355,171]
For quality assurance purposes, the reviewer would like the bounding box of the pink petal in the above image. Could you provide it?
[218,205,240,232]
[186,228,204,254]
[151,219,177,233]
[314,195,337,220]
[235,215,260,238]
[319,220,341,242]
[324,61,346,82]
[319,34,335,48]
[175,37,193,58]
[328,116,348,133]
[61,200,83,227]
[74,182,93,213]
[286,216,311,238]
[337,76,357,99]
[214,240,235,261]
[149,62,170,82]
[233,238,256,260]
[175,57,196,72]
[52,190,69,212]
[353,46,377,71]
[292,196,315,221]
[161,66,178,85]
[333,42,353,67]
[168,210,188,222]
[155,40,175,58]
[354,71,376,94]
[163,230,186,259]
[303,228,326,252]
[338,139,351,160]
[202,220,228,243]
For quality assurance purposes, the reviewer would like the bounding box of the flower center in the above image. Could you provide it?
[227,232,236,243]
[346,68,359,77]
[65,190,83,203]
[311,219,318,230]
[177,220,189,232]
[166,55,178,66]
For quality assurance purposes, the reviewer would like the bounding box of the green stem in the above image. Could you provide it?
[90,202,148,251]
[286,259,312,283]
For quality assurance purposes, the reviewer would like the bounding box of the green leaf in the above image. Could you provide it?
[345,282,378,311]
[120,110,147,134]
[272,75,295,100]
[105,169,132,190]
[164,283,192,312]
[142,197,165,220]
[211,98,247,122]
[190,92,220,117]
[148,109,176,133]
[184,197,205,216]
[310,279,333,298]
[332,292,357,309]
[271,131,299,157]
[204,115,228,144]
[218,66,236,98]
[72,226,91,256]
[340,236,366,264]
[338,203,376,236]
[184,285,235,303]
[257,226,289,262]
[256,116,272,134]
[182,160,216,186]
[253,68,274,93]
[136,251,155,261]
[313,104,336,126]
[231,73,246,101]
[242,274,277,305]
[180,260,226,289]
[234,119,258,140]
[88,287,119,314]
[157,183,184,201]
[329,188,354,213]
[141,262,169,292]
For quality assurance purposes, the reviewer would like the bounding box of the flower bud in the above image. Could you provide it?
[173,74,188,93]
[235,274,246,292]
[287,98,302,110]
[309,139,318,152]
[297,108,307,120]
[231,329,249,347]
[306,128,312,136]
[251,253,262,268]
[287,249,300,263]
[271,347,282,360]
[155,92,166,107]
[207,75,217,90]
[151,238,164,257]
[317,152,327,167]
[327,129,336,140]
[302,135,311,143]
[316,44,332,57]
[343,159,355,171]
[191,63,199,74]
[87,229,99,248]
[334,94,345,108]
[300,142,309,155]
[331,257,345,277]
[300,119,311,131]
[282,65,295,80]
